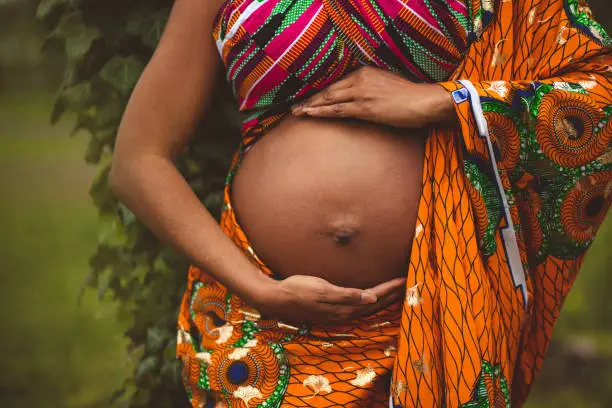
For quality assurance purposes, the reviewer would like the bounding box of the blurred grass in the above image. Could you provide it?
[0,89,131,408]
[526,211,612,408]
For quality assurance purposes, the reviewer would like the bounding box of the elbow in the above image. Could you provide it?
[109,124,141,201]
[108,135,134,202]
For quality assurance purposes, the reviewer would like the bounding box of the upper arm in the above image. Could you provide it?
[114,0,227,161]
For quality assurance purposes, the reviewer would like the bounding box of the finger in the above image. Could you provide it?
[348,289,406,320]
[299,85,355,109]
[317,282,378,305]
[366,277,408,299]
[299,102,361,119]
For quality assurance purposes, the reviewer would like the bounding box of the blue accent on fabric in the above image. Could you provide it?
[452,87,469,104]
[227,360,250,384]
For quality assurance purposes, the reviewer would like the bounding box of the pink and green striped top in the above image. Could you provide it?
[212,0,472,144]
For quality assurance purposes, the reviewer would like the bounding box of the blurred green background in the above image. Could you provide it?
[0,0,610,407]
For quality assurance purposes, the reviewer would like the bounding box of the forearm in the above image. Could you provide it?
[109,155,274,304]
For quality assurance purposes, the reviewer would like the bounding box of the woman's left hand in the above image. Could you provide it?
[291,65,457,128]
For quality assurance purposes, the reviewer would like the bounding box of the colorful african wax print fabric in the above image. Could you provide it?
[212,0,471,145]
[391,0,611,406]
[176,0,612,406]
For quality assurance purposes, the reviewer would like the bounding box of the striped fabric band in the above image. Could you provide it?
[211,0,471,144]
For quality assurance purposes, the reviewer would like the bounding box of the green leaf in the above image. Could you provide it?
[59,82,91,111]
[118,202,137,227]
[36,0,68,20]
[100,56,145,96]
[126,8,170,49]
[54,12,101,59]
[90,102,124,129]
[97,266,112,300]
[145,327,167,354]
[50,96,67,125]
[160,360,181,387]
[135,355,162,382]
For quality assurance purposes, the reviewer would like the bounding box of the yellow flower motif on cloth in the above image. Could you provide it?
[244,338,258,348]
[229,347,250,360]
[553,81,580,92]
[229,338,258,360]
[393,379,407,394]
[598,150,612,165]
[370,321,392,329]
[406,283,423,307]
[527,7,537,25]
[556,25,570,45]
[384,345,397,357]
[414,223,423,239]
[233,385,263,407]
[239,308,261,321]
[277,322,300,331]
[303,375,332,397]
[474,18,483,38]
[350,367,377,387]
[413,355,430,374]
[212,323,234,344]
[177,328,192,344]
[491,39,508,67]
[330,333,357,338]
[578,76,598,90]
[487,81,509,98]
[195,352,212,364]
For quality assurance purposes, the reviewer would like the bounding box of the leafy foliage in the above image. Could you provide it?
[37,0,241,406]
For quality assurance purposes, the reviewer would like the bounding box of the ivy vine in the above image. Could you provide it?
[37,0,241,406]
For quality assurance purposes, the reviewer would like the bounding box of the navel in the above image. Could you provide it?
[333,231,355,246]
[324,213,361,246]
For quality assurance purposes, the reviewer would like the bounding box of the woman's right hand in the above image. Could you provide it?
[250,274,408,325]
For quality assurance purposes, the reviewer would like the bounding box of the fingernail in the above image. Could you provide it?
[361,291,377,304]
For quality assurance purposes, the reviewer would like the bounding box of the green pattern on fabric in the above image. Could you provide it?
[273,0,313,34]
[566,0,611,46]
[459,360,511,408]
[464,160,503,256]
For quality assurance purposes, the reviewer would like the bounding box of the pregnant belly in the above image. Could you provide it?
[231,115,425,289]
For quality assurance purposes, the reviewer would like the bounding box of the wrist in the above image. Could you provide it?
[414,83,456,127]
[239,270,283,311]
[431,83,458,126]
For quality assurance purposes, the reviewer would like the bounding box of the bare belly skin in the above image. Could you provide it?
[231,115,425,289]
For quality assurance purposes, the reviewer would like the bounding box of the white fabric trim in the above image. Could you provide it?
[457,79,529,307]
[216,0,270,55]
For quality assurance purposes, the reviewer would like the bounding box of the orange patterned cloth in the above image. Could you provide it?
[390,0,611,406]
[177,163,403,407]
[176,0,611,406]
